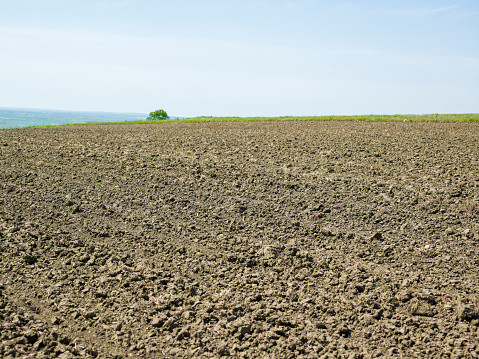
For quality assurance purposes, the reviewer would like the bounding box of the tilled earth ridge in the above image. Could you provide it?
[0,121,478,358]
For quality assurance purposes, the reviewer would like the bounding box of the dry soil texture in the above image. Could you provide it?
[1,121,479,359]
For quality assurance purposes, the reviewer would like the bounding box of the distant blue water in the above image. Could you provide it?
[0,108,149,129]
[0,117,139,128]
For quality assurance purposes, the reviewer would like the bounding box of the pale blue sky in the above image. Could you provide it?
[1,0,478,116]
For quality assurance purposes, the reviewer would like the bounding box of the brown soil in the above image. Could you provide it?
[1,121,479,358]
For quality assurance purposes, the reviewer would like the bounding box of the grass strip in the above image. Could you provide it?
[20,113,479,128]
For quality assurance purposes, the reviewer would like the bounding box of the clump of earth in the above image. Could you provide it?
[1,121,478,358]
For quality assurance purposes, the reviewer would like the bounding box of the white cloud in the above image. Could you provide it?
[98,0,131,8]
[407,4,460,17]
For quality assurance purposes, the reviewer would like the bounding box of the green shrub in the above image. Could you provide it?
[146,109,169,121]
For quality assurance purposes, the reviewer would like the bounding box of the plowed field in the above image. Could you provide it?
[1,121,478,358]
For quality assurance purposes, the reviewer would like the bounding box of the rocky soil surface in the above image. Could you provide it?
[1,121,479,358]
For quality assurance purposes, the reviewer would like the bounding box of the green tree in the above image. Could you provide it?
[146,109,169,120]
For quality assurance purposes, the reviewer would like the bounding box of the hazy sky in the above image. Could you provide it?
[1,0,478,117]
